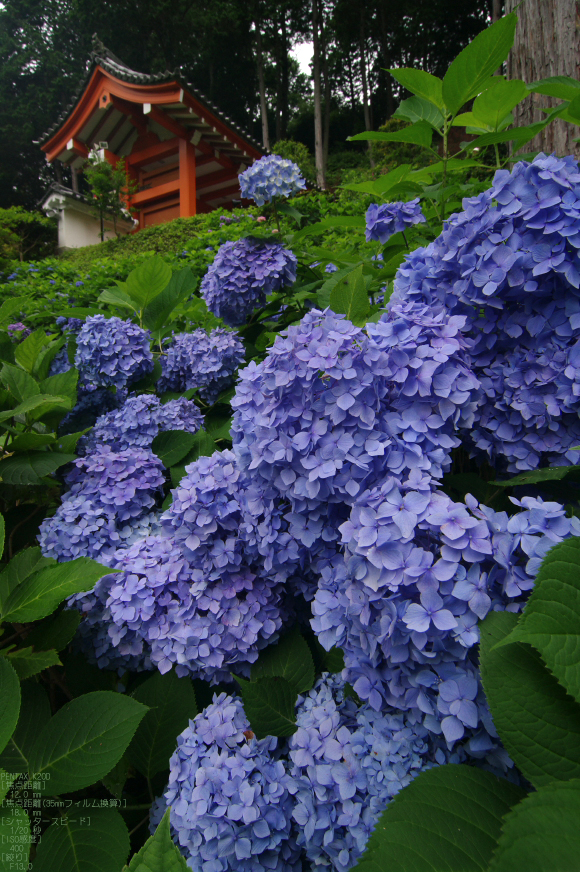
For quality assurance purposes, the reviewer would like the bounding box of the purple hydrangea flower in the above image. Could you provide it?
[38,447,165,563]
[239,154,306,206]
[80,394,203,454]
[163,693,300,872]
[288,674,438,872]
[366,199,426,244]
[200,238,297,327]
[158,327,245,404]
[392,154,580,472]
[75,314,153,390]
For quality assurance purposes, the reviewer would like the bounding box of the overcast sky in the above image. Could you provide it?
[291,42,313,76]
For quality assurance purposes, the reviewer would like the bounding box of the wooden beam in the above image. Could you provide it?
[179,139,197,217]
[131,179,180,206]
[203,181,242,201]
[66,137,89,159]
[110,96,147,135]
[144,105,236,172]
[127,137,179,168]
[180,92,262,161]
[196,167,237,191]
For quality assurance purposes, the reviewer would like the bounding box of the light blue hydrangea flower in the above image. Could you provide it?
[239,154,306,206]
[75,314,153,390]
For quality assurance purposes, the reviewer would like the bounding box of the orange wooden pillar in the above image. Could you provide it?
[179,139,197,217]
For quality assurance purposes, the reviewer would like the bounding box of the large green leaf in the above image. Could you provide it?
[39,368,78,400]
[341,164,412,197]
[0,363,39,402]
[98,287,137,313]
[0,511,3,561]
[0,393,69,422]
[13,328,50,373]
[127,670,197,778]
[0,296,29,329]
[124,810,188,872]
[0,547,54,610]
[1,557,115,624]
[480,611,580,788]
[28,691,148,794]
[1,447,51,480]
[0,682,50,773]
[349,122,433,149]
[492,466,580,487]
[125,257,172,309]
[471,78,528,131]
[498,537,580,704]
[355,765,525,872]
[169,431,216,485]
[7,646,61,680]
[329,264,371,326]
[0,768,16,802]
[32,807,130,872]
[151,430,201,468]
[251,627,315,694]
[142,266,197,331]
[528,75,580,102]
[388,68,444,109]
[0,657,20,754]
[488,780,580,872]
[442,14,517,115]
[394,96,444,130]
[25,609,81,653]
[235,676,297,739]
[8,433,56,451]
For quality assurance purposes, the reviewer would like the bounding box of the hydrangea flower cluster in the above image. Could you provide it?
[158,327,245,404]
[7,322,30,340]
[288,674,436,872]
[75,314,154,390]
[201,238,297,327]
[393,154,580,471]
[232,306,478,553]
[153,450,299,679]
[39,447,165,564]
[312,476,580,752]
[366,199,426,244]
[50,317,85,376]
[162,693,300,872]
[239,154,306,206]
[80,394,203,454]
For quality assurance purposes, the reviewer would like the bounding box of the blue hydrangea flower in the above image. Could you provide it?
[50,317,85,376]
[38,447,165,563]
[231,306,478,553]
[288,674,437,872]
[200,238,297,327]
[80,394,203,454]
[156,450,300,678]
[239,154,306,206]
[158,327,245,404]
[392,153,580,472]
[163,693,300,872]
[366,199,426,244]
[325,263,338,273]
[75,314,153,390]
[311,472,580,757]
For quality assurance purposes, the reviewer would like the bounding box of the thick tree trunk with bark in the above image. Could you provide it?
[505,0,580,158]
[312,0,326,188]
[255,22,270,151]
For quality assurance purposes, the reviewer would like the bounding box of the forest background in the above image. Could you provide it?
[0,0,499,211]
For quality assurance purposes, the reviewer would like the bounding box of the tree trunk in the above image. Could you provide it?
[255,22,270,151]
[492,0,502,23]
[378,1,395,119]
[505,0,580,158]
[359,8,375,167]
[320,6,330,183]
[280,10,290,139]
[312,0,326,188]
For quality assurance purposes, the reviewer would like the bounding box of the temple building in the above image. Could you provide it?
[39,39,263,248]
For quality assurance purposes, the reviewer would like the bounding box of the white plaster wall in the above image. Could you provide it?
[42,193,135,250]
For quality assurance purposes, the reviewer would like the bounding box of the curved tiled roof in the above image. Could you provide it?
[39,35,264,156]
